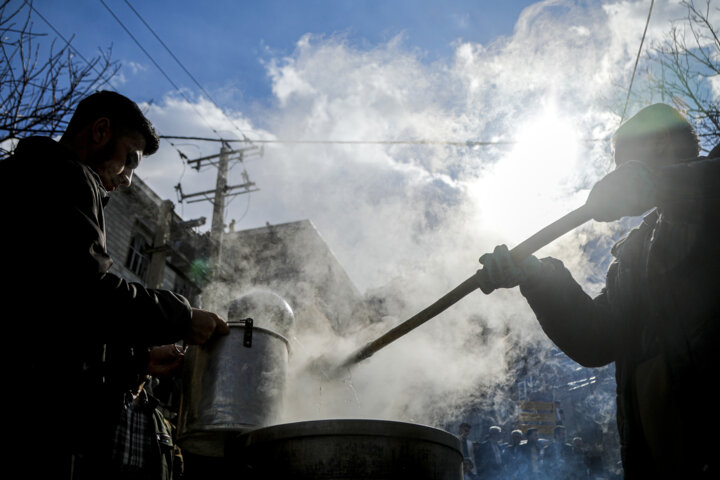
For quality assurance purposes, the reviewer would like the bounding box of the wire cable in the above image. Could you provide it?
[104,0,260,221]
[620,0,655,123]
[99,0,225,140]
[27,1,195,183]
[123,0,253,142]
[158,135,607,146]
[158,135,517,146]
[100,0,181,92]
[23,0,112,86]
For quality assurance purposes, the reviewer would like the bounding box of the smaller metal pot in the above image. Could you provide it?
[177,320,290,457]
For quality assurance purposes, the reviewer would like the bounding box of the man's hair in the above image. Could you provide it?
[553,425,566,437]
[63,90,159,155]
[459,422,471,430]
[526,427,538,436]
[612,103,699,165]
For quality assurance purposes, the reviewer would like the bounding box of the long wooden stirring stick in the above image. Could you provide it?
[332,203,592,376]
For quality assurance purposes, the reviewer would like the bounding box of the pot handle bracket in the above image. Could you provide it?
[242,318,253,348]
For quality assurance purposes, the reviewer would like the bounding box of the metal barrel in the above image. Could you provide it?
[226,419,463,479]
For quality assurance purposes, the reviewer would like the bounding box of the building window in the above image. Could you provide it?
[126,234,149,280]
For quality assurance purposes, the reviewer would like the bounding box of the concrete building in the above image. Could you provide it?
[104,175,208,305]
[103,176,369,338]
[215,219,371,335]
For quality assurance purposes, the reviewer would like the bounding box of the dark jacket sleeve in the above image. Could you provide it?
[519,258,617,368]
[50,146,192,347]
[93,274,193,346]
[516,150,720,368]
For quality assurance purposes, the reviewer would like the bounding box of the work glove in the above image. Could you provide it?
[585,161,658,222]
[146,344,185,378]
[476,244,541,294]
[185,308,230,345]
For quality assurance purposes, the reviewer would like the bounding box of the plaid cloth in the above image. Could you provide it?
[111,389,157,472]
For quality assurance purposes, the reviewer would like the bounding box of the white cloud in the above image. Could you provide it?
[109,60,149,88]
[137,0,689,321]
[125,61,147,75]
[135,0,700,425]
[711,74,720,99]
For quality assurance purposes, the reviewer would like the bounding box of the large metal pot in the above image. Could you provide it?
[226,419,463,479]
[177,291,293,457]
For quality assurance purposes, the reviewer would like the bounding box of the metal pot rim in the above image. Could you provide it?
[234,419,462,451]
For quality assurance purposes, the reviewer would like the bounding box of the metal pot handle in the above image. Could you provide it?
[227,317,254,347]
[242,318,253,347]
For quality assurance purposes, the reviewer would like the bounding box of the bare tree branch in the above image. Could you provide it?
[0,0,119,158]
[646,0,720,151]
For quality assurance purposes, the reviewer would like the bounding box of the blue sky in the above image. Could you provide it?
[32,0,538,111]
[19,0,708,296]
[17,0,719,424]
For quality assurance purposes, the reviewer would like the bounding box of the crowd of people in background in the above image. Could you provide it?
[458,423,619,480]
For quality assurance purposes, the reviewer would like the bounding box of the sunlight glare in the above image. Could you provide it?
[474,106,586,244]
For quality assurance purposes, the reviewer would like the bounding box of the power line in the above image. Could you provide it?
[101,1,260,233]
[158,135,516,146]
[24,1,192,169]
[23,0,112,85]
[99,0,181,91]
[96,1,214,180]
[99,0,225,141]
[159,135,608,146]
[101,0,257,190]
[123,0,253,143]
[620,0,655,123]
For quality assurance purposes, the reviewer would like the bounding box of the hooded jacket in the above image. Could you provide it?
[518,148,720,477]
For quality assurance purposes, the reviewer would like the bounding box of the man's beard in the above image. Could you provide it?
[86,135,118,169]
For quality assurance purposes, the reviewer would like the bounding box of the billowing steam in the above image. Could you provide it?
[137,0,708,438]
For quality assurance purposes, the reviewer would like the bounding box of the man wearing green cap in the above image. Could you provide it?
[478,104,720,477]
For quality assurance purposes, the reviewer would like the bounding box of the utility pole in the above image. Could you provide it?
[209,144,230,268]
[175,142,262,277]
[145,199,174,289]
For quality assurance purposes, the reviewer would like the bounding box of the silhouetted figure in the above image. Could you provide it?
[517,428,543,478]
[568,436,589,479]
[457,422,479,476]
[0,91,229,480]
[541,425,573,479]
[476,425,505,479]
[501,429,523,479]
[477,104,720,477]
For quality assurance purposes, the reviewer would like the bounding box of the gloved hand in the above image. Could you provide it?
[146,344,185,378]
[586,161,658,222]
[477,244,541,294]
[184,308,230,345]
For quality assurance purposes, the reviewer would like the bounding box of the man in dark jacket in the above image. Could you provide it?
[477,104,719,477]
[475,425,505,479]
[517,428,543,478]
[0,91,229,478]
